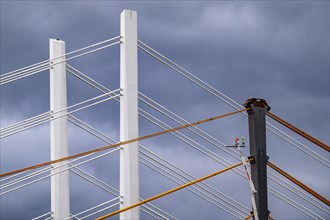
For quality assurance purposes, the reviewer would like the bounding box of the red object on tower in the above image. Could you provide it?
[235,137,240,146]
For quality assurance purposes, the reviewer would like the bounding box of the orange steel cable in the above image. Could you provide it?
[95,159,252,220]
[244,213,254,220]
[267,112,330,152]
[0,108,248,178]
[268,161,330,206]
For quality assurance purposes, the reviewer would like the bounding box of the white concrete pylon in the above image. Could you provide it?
[120,9,140,220]
[50,39,70,220]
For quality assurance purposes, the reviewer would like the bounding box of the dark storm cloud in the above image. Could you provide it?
[1,1,329,219]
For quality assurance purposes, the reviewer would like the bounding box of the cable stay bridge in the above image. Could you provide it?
[0,10,329,220]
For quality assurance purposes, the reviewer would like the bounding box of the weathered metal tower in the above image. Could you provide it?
[244,98,271,220]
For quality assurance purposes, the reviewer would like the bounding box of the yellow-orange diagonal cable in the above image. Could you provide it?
[95,159,252,220]
[0,108,248,178]
[268,161,330,206]
[244,213,254,220]
[267,112,330,152]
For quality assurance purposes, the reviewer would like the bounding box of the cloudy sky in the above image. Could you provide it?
[1,1,329,219]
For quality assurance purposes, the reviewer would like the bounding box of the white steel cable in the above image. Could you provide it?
[0,36,120,85]
[0,91,120,139]
[31,211,52,220]
[1,89,119,136]
[268,172,329,214]
[138,108,246,178]
[70,168,118,197]
[266,125,329,167]
[0,148,120,195]
[66,64,111,94]
[56,89,120,115]
[71,172,173,220]
[67,69,110,95]
[73,167,175,220]
[70,214,81,220]
[140,147,250,215]
[68,116,116,145]
[139,92,240,160]
[139,157,243,219]
[1,60,49,79]
[73,167,119,195]
[138,40,329,168]
[56,41,120,67]
[0,170,30,184]
[0,144,99,190]
[56,36,120,64]
[68,114,118,143]
[67,197,120,220]
[66,65,121,104]
[142,202,177,220]
[0,166,50,189]
[268,187,325,220]
[138,42,242,112]
[0,115,50,139]
[0,66,50,85]
[0,96,117,139]
[0,111,50,133]
[139,152,249,218]
[1,36,120,78]
[140,146,250,213]
[0,147,119,193]
[0,150,100,191]
[80,202,120,220]
[0,41,120,85]
[71,165,175,220]
[141,204,172,220]
[141,206,163,220]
